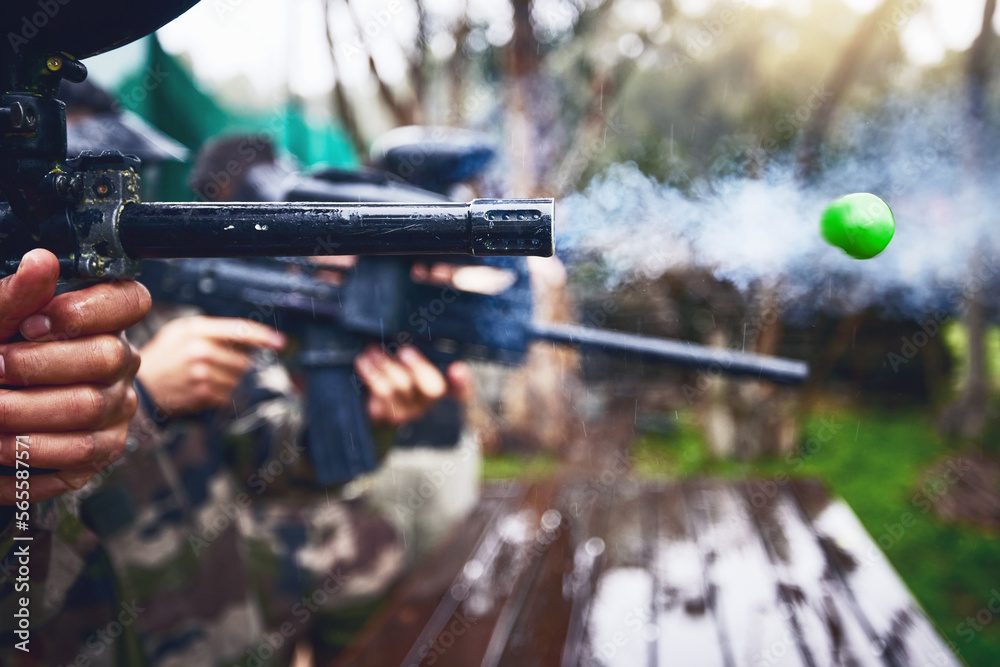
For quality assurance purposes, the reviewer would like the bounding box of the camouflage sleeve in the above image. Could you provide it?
[0,493,141,667]
[219,354,405,638]
[73,382,271,667]
[222,350,310,495]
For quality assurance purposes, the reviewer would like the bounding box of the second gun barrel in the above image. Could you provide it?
[118,199,554,259]
[529,321,809,385]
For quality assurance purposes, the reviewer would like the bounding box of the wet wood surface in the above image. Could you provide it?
[333,478,960,667]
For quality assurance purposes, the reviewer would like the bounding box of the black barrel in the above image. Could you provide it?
[118,199,554,258]
[530,321,809,385]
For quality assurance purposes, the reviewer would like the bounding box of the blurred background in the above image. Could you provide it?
[84,0,1000,662]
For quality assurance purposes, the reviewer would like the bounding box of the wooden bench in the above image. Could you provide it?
[334,477,960,666]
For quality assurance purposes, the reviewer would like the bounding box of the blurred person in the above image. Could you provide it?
[184,134,484,659]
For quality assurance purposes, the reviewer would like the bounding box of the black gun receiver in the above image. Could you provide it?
[142,250,807,485]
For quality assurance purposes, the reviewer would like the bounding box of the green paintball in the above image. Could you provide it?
[820,193,895,259]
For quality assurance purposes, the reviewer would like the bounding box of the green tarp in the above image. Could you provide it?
[117,36,358,201]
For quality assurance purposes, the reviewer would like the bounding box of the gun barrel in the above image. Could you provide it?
[118,199,554,259]
[529,322,809,385]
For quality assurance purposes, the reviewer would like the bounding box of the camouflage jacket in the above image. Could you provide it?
[0,308,404,666]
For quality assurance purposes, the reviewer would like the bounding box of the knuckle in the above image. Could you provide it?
[78,386,108,426]
[95,428,125,467]
[192,385,216,406]
[122,281,152,321]
[122,386,138,420]
[189,363,211,383]
[72,432,98,467]
[192,340,215,362]
[0,393,12,428]
[0,437,13,466]
[6,344,45,385]
[424,376,447,400]
[63,472,93,491]
[93,335,129,376]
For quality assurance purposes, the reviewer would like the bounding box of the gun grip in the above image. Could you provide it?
[304,365,377,486]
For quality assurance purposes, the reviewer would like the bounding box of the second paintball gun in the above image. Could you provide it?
[142,251,808,485]
[140,162,808,486]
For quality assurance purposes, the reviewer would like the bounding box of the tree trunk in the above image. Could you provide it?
[796,0,912,181]
[938,0,997,439]
[499,0,580,455]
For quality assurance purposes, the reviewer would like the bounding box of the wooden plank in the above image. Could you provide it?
[683,480,808,667]
[575,479,657,666]
[648,481,729,666]
[789,480,961,667]
[490,476,610,667]
[395,479,563,667]
[742,480,884,667]
[559,475,617,667]
[331,483,522,667]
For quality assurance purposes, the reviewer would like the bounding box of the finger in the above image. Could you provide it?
[446,361,475,404]
[194,317,286,351]
[0,249,60,342]
[397,347,447,402]
[366,394,391,423]
[354,347,398,400]
[195,339,255,376]
[0,335,136,386]
[0,427,127,471]
[0,382,136,432]
[21,280,152,341]
[194,365,248,406]
[370,351,418,401]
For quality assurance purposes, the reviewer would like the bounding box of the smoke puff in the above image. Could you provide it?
[557,93,999,321]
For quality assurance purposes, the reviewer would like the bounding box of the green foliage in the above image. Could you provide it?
[636,409,1000,664]
[481,453,559,480]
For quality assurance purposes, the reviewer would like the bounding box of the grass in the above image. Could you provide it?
[481,452,559,480]
[631,408,1000,666]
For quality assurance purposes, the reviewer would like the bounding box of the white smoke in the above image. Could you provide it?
[557,93,999,320]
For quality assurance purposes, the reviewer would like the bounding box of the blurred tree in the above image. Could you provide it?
[938,0,998,440]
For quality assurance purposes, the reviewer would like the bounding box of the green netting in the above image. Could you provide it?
[116,36,358,201]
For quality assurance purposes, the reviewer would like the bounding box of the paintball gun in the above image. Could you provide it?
[141,163,809,486]
[0,2,552,280]
[0,2,550,483]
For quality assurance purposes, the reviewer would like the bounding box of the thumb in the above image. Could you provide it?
[0,249,60,342]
